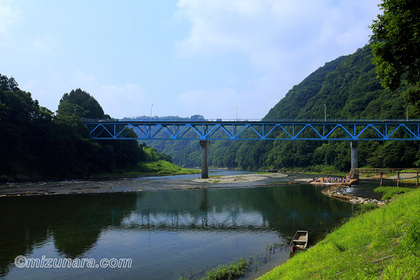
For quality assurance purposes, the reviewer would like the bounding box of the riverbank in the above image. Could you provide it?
[0,160,199,183]
[259,187,420,279]
[322,185,389,206]
[0,170,379,200]
[192,173,288,184]
[0,171,292,198]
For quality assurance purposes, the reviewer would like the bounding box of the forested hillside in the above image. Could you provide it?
[0,77,172,181]
[148,44,420,172]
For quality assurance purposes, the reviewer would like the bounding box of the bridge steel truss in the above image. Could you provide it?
[83,119,420,141]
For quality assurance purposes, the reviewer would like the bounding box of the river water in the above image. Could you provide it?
[0,171,354,280]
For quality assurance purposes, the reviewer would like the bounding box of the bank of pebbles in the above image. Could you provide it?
[322,185,389,206]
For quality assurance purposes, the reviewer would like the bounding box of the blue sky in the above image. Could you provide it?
[1,0,380,119]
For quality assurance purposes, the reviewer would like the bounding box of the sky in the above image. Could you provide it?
[0,0,381,120]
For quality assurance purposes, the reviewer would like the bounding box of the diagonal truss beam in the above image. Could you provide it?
[83,120,420,141]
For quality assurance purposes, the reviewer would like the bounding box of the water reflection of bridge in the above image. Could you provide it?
[119,208,338,233]
[114,188,350,233]
[121,210,273,231]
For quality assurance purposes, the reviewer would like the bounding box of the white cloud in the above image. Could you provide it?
[176,0,378,69]
[0,1,57,66]
[16,71,149,118]
[178,88,237,119]
[176,1,324,66]
[174,0,380,119]
[98,84,148,118]
[31,34,57,53]
[0,1,20,37]
[69,72,150,119]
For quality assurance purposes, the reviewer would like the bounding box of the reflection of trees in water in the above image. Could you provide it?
[0,185,352,277]
[0,193,137,277]
[256,185,352,240]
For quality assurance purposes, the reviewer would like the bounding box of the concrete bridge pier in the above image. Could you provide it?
[350,141,359,182]
[200,140,210,179]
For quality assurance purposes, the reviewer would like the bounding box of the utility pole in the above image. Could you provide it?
[151,104,154,121]
[236,106,239,121]
[323,104,326,122]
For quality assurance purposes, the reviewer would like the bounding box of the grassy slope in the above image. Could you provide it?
[93,160,200,178]
[260,188,420,279]
[135,160,200,175]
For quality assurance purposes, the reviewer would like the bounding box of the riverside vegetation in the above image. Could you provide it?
[92,160,199,178]
[259,186,420,279]
[180,241,287,280]
[180,258,252,280]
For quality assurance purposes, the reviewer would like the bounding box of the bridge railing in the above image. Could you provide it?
[83,118,420,123]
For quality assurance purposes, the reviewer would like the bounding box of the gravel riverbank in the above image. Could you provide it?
[0,172,384,207]
[0,172,292,197]
[322,185,389,206]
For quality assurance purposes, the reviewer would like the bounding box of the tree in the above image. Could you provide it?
[0,74,57,176]
[370,0,420,92]
[57,88,107,119]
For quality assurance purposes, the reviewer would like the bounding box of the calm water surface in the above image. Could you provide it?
[0,173,354,280]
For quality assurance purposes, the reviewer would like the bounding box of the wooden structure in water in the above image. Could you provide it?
[289,230,308,254]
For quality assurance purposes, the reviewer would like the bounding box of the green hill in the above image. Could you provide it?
[0,81,183,180]
[149,44,420,172]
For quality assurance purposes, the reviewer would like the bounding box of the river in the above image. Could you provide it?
[0,170,354,280]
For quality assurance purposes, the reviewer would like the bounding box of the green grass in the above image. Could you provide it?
[179,258,252,280]
[277,166,348,176]
[356,203,379,214]
[203,258,251,280]
[93,160,199,178]
[259,188,420,279]
[374,186,415,200]
[135,160,200,175]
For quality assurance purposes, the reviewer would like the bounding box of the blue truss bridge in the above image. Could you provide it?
[83,119,420,141]
[83,119,420,179]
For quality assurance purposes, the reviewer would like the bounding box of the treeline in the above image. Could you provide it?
[0,76,170,180]
[147,45,420,172]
